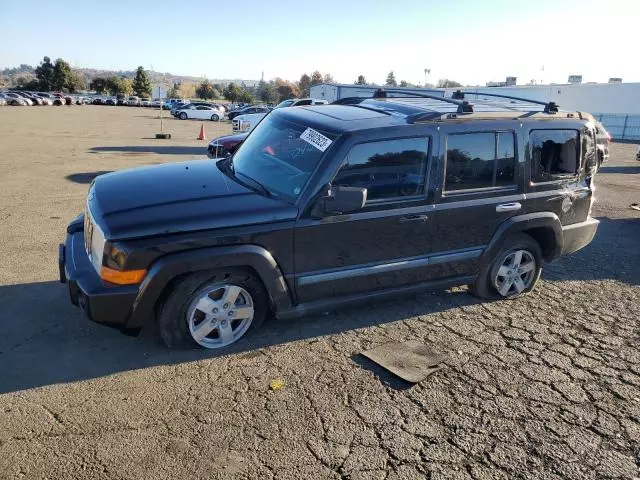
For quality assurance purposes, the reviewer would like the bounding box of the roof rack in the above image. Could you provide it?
[451,90,559,114]
[373,88,474,114]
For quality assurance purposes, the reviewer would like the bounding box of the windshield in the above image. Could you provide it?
[275,100,294,109]
[231,114,334,201]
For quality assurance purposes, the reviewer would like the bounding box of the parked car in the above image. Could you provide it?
[274,98,329,108]
[232,111,269,132]
[0,97,6,106]
[150,99,162,108]
[15,91,43,105]
[176,104,224,121]
[207,132,248,158]
[170,101,191,115]
[227,105,270,121]
[58,90,600,349]
[140,98,151,107]
[594,120,611,168]
[171,102,220,117]
[33,93,54,105]
[1,92,31,105]
[105,98,117,106]
[127,96,141,107]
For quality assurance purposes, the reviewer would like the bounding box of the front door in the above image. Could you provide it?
[294,136,435,303]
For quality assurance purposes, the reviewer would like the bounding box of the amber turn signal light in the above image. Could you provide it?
[99,266,146,285]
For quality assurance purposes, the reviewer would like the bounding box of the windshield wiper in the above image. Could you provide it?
[218,157,277,199]
[235,171,277,198]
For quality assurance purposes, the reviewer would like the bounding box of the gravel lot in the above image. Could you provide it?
[0,106,639,480]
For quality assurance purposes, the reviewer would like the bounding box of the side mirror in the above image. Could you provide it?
[323,185,367,215]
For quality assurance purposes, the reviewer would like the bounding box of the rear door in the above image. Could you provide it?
[429,122,525,277]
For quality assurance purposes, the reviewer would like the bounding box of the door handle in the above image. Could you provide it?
[496,202,522,213]
[398,214,429,224]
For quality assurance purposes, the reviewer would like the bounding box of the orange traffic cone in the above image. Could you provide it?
[197,124,206,140]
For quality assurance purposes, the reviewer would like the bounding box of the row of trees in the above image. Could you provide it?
[356,71,462,89]
[18,56,87,92]
[89,66,152,97]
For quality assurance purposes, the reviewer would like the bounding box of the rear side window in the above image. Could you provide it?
[445,132,516,192]
[333,138,430,201]
[295,100,313,106]
[530,130,579,182]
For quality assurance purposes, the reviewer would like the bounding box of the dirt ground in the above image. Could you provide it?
[0,106,639,480]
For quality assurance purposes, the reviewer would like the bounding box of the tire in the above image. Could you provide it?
[157,268,268,349]
[179,112,187,120]
[470,233,542,300]
[211,114,219,121]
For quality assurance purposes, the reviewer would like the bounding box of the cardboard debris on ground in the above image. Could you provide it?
[362,340,447,383]
[630,203,640,211]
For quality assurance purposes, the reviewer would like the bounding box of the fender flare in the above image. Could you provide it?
[125,244,293,329]
[483,212,563,263]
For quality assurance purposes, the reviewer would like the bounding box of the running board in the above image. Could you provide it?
[276,275,475,320]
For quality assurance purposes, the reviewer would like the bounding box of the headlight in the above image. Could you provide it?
[84,201,106,274]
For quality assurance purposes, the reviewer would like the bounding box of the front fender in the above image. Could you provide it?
[125,244,293,329]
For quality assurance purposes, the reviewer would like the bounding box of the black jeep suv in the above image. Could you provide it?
[59,89,599,349]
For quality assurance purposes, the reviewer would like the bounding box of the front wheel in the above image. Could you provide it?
[179,112,187,120]
[211,114,219,121]
[470,233,542,300]
[157,269,268,349]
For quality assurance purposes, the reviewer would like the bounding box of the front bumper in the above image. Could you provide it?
[561,217,599,255]
[59,230,138,329]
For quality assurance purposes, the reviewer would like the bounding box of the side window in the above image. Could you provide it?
[296,100,313,106]
[530,129,579,182]
[196,106,209,110]
[333,138,430,202]
[445,132,516,192]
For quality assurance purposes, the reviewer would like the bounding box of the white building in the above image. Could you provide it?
[310,82,640,115]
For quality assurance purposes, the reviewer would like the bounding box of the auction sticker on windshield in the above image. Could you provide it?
[300,128,332,152]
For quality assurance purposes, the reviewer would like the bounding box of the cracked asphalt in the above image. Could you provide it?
[0,107,639,479]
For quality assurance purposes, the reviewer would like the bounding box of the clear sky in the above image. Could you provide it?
[2,0,637,86]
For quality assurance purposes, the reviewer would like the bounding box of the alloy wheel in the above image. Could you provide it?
[186,284,255,348]
[493,249,536,297]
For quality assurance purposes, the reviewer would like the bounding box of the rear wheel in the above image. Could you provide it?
[470,233,542,300]
[179,112,187,120]
[158,269,268,349]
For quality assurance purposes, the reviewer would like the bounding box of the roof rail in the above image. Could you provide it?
[451,90,559,114]
[373,88,474,114]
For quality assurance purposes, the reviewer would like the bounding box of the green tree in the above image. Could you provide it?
[167,82,181,98]
[90,77,108,94]
[195,80,215,100]
[385,71,397,87]
[68,70,86,92]
[310,70,323,85]
[298,74,311,97]
[238,89,255,104]
[52,58,72,91]
[436,78,463,88]
[132,66,152,97]
[257,80,278,104]
[223,82,242,102]
[35,56,55,91]
[355,75,367,85]
[105,76,132,96]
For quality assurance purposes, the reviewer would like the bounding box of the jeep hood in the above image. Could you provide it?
[89,159,297,240]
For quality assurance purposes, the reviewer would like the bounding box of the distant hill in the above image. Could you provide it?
[0,64,258,88]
